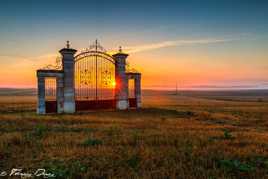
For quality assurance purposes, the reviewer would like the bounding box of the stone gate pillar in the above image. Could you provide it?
[59,41,77,113]
[113,48,129,110]
[37,75,45,114]
[56,75,64,113]
[134,73,142,108]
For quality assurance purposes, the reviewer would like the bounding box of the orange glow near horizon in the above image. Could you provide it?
[1,61,266,89]
[0,40,267,90]
[0,0,268,90]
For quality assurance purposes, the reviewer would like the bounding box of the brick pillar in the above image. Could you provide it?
[113,49,129,110]
[59,42,77,113]
[134,73,142,108]
[56,75,64,113]
[37,75,45,114]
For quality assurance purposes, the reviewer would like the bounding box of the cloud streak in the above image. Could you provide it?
[0,37,236,61]
[0,54,57,62]
[124,38,235,53]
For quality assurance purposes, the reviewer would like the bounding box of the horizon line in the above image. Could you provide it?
[0,86,268,91]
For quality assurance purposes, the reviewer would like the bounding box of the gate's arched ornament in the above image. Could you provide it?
[36,41,141,114]
[75,51,115,64]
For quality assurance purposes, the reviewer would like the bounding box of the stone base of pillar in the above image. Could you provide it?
[57,101,64,113]
[136,98,142,108]
[37,106,46,114]
[64,102,75,113]
[116,100,129,110]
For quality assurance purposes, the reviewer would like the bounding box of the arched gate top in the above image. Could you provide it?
[75,50,115,64]
[74,40,115,64]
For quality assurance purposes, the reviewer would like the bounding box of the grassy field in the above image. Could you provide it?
[0,89,268,178]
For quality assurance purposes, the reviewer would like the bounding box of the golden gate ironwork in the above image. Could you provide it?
[37,40,141,114]
[74,41,116,106]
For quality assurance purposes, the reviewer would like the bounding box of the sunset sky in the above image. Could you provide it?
[0,0,267,89]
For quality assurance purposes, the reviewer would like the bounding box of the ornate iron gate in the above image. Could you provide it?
[74,41,116,110]
[44,77,57,113]
[37,40,141,114]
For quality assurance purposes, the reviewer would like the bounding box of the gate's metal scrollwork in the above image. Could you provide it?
[36,40,141,114]
[75,40,116,100]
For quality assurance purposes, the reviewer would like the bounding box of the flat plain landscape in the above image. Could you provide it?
[0,89,268,178]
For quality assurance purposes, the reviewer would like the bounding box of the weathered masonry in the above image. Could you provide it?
[36,41,141,114]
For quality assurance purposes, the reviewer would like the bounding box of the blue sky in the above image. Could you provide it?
[0,0,267,88]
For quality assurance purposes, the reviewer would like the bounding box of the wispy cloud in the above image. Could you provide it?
[0,53,59,70]
[124,38,235,53]
[0,53,57,62]
[0,37,236,60]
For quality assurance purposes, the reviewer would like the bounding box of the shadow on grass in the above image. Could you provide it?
[75,107,195,119]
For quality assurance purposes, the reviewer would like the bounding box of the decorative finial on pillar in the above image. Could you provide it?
[66,40,70,48]
[119,46,122,53]
[95,39,98,51]
[59,41,77,55]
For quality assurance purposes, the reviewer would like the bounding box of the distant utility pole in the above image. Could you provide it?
[175,81,183,96]
[175,82,178,95]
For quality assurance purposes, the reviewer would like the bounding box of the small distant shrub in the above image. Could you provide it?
[25,124,48,140]
[34,124,48,138]
[127,154,140,170]
[218,159,255,173]
[223,129,234,140]
[82,138,103,146]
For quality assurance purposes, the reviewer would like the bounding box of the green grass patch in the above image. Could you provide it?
[82,138,103,146]
[217,159,255,173]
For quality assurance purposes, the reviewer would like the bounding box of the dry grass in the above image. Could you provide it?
[0,91,268,178]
